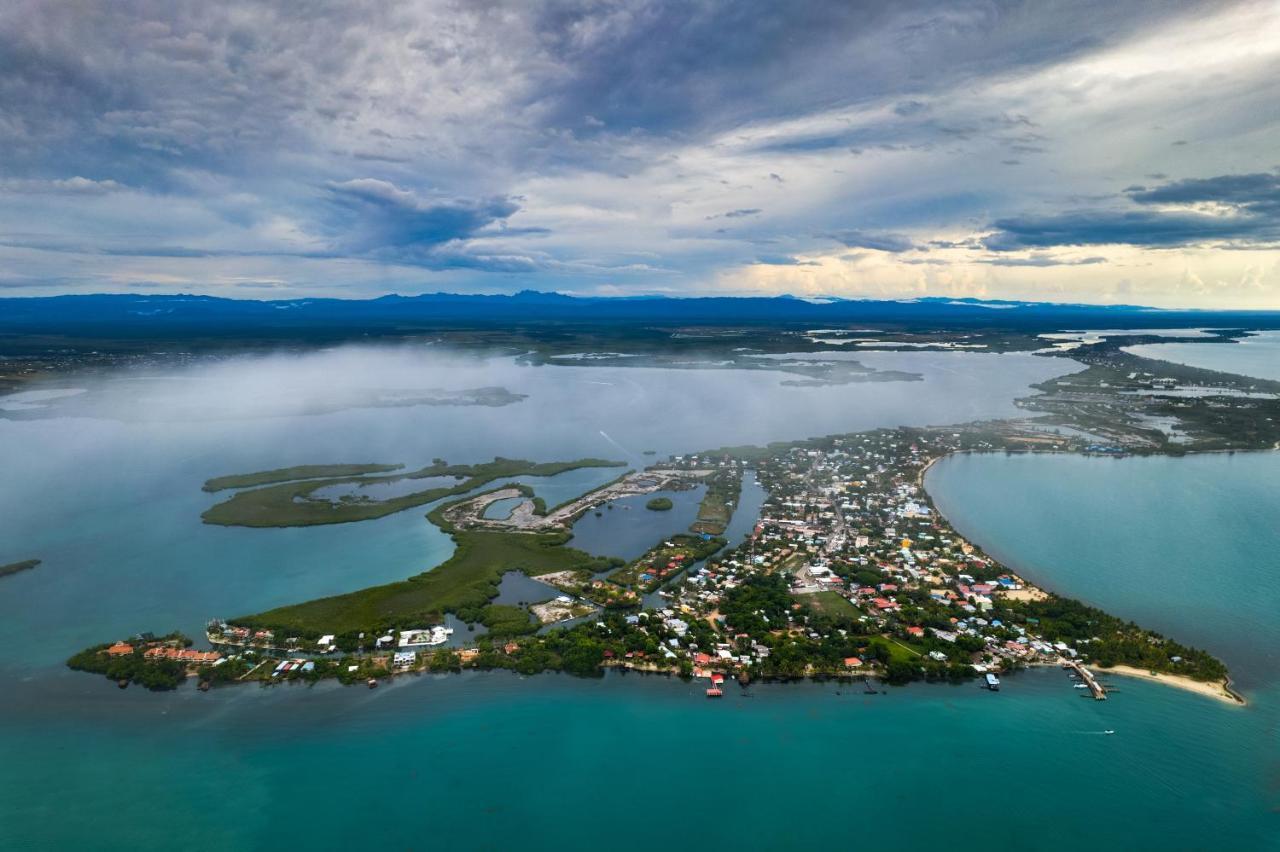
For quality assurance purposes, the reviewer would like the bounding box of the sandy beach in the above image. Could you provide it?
[1093,664,1245,706]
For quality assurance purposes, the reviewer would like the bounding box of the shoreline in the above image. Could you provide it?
[920,449,1248,706]
[1091,664,1246,706]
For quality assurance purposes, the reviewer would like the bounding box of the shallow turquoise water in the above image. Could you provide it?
[1,669,1274,851]
[927,451,1280,689]
[2,348,1277,850]
[481,495,526,519]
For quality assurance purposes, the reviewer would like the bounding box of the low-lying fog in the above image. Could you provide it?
[0,343,1072,480]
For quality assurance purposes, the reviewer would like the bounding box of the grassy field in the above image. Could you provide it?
[202,457,625,527]
[869,636,923,663]
[234,494,620,635]
[203,464,403,492]
[690,470,741,535]
[805,590,861,620]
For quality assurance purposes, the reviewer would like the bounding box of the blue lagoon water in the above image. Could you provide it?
[1,346,1276,849]
[1125,329,1280,382]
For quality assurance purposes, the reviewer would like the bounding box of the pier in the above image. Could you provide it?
[1064,660,1107,700]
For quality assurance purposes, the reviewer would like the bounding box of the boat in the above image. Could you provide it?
[985,673,1001,691]
[1074,683,1089,689]
[367,678,378,689]
[1104,730,1116,735]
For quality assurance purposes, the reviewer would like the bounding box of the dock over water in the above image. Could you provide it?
[1064,660,1107,700]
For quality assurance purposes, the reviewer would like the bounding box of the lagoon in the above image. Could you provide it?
[1125,329,1280,382]
[3,345,1277,850]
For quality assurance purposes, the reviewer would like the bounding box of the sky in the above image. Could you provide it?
[1,0,1279,307]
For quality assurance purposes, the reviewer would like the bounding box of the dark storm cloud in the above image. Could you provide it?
[528,0,1205,137]
[825,229,918,252]
[0,0,1267,297]
[984,172,1280,250]
[327,178,520,250]
[1126,172,1280,214]
[983,210,1278,250]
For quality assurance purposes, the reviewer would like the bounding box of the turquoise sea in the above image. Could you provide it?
[1,347,1277,850]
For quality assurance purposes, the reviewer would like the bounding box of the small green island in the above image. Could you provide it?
[644,496,673,511]
[0,559,41,579]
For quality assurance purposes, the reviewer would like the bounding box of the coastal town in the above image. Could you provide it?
[67,334,1278,706]
[70,406,1241,704]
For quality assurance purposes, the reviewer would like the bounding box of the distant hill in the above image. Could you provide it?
[1,291,1278,338]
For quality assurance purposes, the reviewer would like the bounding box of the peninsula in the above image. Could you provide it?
[66,330,1277,705]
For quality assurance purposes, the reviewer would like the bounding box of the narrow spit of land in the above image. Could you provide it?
[67,339,1277,701]
[0,559,41,579]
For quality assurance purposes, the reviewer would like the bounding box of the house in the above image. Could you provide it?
[105,642,134,656]
[843,657,863,668]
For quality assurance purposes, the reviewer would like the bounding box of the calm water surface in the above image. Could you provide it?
[1125,329,1280,382]
[2,347,1276,850]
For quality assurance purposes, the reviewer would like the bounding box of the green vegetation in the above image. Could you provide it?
[1001,595,1229,682]
[202,457,625,527]
[66,633,194,691]
[608,533,726,592]
[0,559,40,579]
[202,464,404,492]
[690,469,741,535]
[234,491,619,636]
[645,496,673,511]
[480,604,539,636]
[805,590,861,620]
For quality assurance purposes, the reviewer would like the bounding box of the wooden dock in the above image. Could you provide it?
[1064,660,1107,700]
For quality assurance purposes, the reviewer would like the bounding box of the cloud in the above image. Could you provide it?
[983,209,1278,250]
[984,172,1280,250]
[825,229,918,253]
[705,208,762,220]
[1126,172,1280,214]
[977,254,1107,267]
[754,254,818,266]
[0,1,1278,303]
[326,178,521,257]
[0,176,125,194]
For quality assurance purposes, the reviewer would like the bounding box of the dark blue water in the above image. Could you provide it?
[567,486,705,560]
